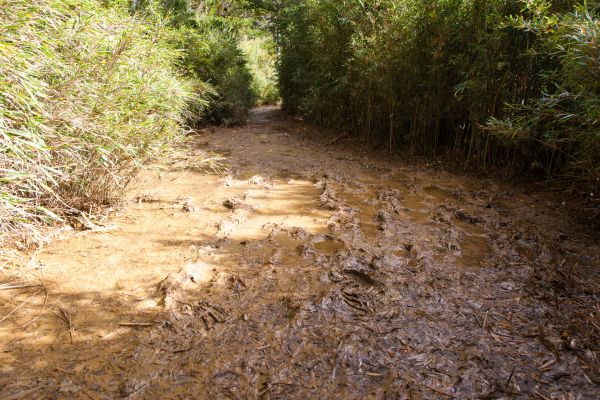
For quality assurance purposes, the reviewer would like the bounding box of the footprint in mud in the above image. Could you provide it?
[402,192,429,220]
[190,300,228,330]
[340,286,372,313]
[213,148,232,157]
[456,234,492,268]
[278,296,302,320]
[313,236,345,256]
[343,269,376,286]
[423,185,456,202]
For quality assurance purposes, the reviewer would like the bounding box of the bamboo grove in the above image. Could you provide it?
[265,0,599,197]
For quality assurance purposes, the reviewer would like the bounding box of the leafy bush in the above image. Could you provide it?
[241,35,280,105]
[0,0,197,242]
[155,1,259,125]
[183,26,257,125]
[487,1,599,191]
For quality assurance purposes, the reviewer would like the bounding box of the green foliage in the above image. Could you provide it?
[269,0,599,194]
[173,23,257,125]
[144,0,261,125]
[241,35,280,105]
[488,1,599,189]
[194,27,257,124]
[0,0,280,242]
[0,0,196,240]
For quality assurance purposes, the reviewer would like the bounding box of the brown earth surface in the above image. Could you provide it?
[1,107,599,399]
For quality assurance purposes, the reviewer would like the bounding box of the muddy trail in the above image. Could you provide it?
[1,107,599,399]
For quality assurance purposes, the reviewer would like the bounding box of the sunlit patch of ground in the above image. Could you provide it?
[1,107,598,398]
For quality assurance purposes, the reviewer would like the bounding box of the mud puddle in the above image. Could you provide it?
[1,106,599,399]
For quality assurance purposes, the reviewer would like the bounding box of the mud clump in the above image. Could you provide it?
[134,191,162,204]
[216,209,248,239]
[319,181,339,210]
[157,262,214,309]
[223,197,240,210]
[454,208,481,224]
[248,174,274,189]
[178,196,197,212]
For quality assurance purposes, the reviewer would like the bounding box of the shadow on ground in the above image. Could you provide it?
[1,107,599,399]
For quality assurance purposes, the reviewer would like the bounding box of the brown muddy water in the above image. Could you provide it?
[1,107,599,399]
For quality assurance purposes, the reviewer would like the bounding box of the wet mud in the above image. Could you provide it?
[1,107,599,399]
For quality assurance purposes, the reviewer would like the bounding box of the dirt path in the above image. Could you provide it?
[1,107,599,399]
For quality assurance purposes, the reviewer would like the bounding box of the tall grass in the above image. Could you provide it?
[1,0,272,244]
[269,0,599,197]
[0,0,198,243]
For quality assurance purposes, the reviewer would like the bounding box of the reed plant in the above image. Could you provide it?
[0,0,198,243]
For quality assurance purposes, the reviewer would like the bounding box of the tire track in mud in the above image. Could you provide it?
[1,107,599,399]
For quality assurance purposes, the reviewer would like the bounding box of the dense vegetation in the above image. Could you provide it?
[0,0,277,243]
[241,34,280,106]
[2,0,598,243]
[161,2,257,125]
[266,0,599,197]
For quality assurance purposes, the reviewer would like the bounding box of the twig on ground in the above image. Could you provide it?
[119,322,154,327]
[506,365,516,389]
[22,290,62,328]
[415,381,459,399]
[0,288,43,324]
[73,225,119,237]
[0,284,43,291]
[53,306,74,343]
[0,386,40,400]
[533,390,551,400]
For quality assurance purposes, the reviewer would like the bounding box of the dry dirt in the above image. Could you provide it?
[1,107,599,399]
